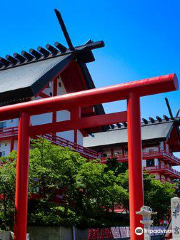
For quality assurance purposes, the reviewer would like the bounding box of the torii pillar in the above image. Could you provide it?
[127,93,143,239]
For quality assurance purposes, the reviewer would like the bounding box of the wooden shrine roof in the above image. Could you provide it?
[84,117,180,150]
[0,40,104,105]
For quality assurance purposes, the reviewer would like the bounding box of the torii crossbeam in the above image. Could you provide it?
[0,74,178,240]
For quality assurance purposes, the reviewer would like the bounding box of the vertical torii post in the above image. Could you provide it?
[14,113,30,240]
[0,73,178,240]
[127,93,144,239]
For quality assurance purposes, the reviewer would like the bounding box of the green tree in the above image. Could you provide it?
[0,152,16,230]
[0,139,176,230]
[28,139,128,228]
[0,139,128,229]
[144,173,175,224]
[28,138,88,226]
[119,170,175,224]
[75,160,128,227]
[105,157,128,175]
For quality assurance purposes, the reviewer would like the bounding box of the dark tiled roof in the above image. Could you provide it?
[0,54,73,104]
[84,118,178,147]
[0,40,104,105]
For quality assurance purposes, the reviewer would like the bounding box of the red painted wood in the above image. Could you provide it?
[164,141,167,151]
[74,61,88,90]
[102,150,180,166]
[14,113,30,240]
[35,83,50,98]
[61,61,87,93]
[39,92,50,98]
[52,78,58,135]
[159,160,161,168]
[43,134,99,158]
[71,108,81,144]
[34,61,73,98]
[10,137,14,152]
[127,93,144,240]
[81,106,94,117]
[0,74,177,121]
[144,166,180,179]
[110,148,114,158]
[0,127,18,139]
[0,126,100,159]
[167,126,180,152]
[30,111,127,136]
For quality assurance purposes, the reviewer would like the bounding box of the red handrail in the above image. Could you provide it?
[43,134,100,158]
[101,150,180,164]
[144,166,180,177]
[0,127,179,162]
[0,127,100,159]
[0,126,18,137]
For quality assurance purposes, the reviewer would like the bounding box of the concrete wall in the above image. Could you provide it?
[28,226,89,240]
[0,231,14,240]
[74,228,89,240]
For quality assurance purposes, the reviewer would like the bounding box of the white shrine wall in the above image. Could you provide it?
[0,76,84,157]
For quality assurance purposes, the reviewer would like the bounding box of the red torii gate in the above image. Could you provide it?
[0,74,178,240]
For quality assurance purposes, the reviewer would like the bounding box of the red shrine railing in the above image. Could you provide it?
[144,165,180,178]
[142,150,180,164]
[43,134,100,159]
[0,127,180,165]
[101,150,180,165]
[0,126,100,159]
[0,126,18,138]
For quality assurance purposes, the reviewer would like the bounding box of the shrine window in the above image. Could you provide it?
[146,159,155,167]
[0,122,6,129]
[0,151,5,157]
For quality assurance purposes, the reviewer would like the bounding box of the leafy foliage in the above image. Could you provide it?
[105,158,128,175]
[0,139,128,229]
[0,140,176,230]
[119,170,176,224]
[0,153,16,230]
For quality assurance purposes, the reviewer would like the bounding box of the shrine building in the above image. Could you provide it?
[0,39,106,158]
[84,116,180,183]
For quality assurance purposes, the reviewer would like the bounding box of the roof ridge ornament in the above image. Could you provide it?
[156,116,162,122]
[54,42,67,53]
[29,49,43,60]
[165,97,174,119]
[6,55,19,65]
[142,118,148,124]
[46,44,59,55]
[0,57,11,67]
[37,46,51,58]
[13,53,27,63]
[0,9,105,70]
[21,51,35,61]
[149,117,155,123]
[54,8,75,51]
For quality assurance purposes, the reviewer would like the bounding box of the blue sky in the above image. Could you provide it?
[0,0,179,118]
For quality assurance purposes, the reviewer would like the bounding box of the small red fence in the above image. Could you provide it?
[101,150,180,165]
[0,127,100,159]
[88,227,130,239]
[43,134,100,159]
[0,126,18,138]
[88,228,114,240]
[88,226,167,239]
[144,165,180,177]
